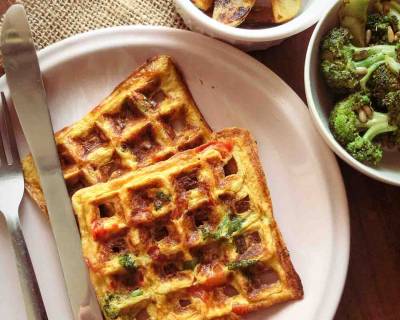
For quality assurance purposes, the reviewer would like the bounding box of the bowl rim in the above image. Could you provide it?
[174,0,329,42]
[305,0,400,186]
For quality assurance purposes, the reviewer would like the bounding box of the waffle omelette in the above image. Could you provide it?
[72,128,303,320]
[22,55,212,214]
[22,55,302,318]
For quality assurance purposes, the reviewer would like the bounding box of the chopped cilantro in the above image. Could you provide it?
[156,191,171,201]
[201,214,244,241]
[200,225,214,240]
[154,200,163,211]
[102,289,144,319]
[154,191,171,210]
[226,216,243,236]
[120,143,128,152]
[102,293,122,319]
[130,288,143,297]
[136,99,149,113]
[183,258,198,270]
[118,254,136,271]
[227,259,258,270]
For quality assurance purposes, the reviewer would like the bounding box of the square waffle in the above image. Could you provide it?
[72,128,303,320]
[22,55,212,214]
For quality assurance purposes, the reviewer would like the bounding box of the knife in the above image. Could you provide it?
[1,5,102,320]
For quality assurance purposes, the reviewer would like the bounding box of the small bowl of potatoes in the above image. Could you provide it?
[174,0,338,50]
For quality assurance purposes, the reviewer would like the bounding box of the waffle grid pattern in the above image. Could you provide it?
[22,55,212,213]
[73,129,303,320]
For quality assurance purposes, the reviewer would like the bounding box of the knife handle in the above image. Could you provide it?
[7,217,48,320]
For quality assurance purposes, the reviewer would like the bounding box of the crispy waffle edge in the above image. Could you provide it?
[21,55,212,217]
[216,128,303,312]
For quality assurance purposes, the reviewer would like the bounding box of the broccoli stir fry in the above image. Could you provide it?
[321,0,400,166]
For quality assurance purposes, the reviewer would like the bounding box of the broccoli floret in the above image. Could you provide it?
[366,13,399,44]
[329,92,397,165]
[366,53,400,103]
[382,90,400,145]
[387,1,400,25]
[367,64,400,101]
[384,90,400,124]
[329,92,372,145]
[320,27,400,93]
[345,120,394,165]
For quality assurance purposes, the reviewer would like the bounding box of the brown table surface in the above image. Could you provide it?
[1,2,400,319]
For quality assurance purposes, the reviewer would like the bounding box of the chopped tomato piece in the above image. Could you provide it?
[201,263,227,287]
[232,304,251,315]
[171,208,183,219]
[91,220,122,241]
[147,246,166,261]
[187,285,209,302]
[130,209,153,224]
[194,141,233,155]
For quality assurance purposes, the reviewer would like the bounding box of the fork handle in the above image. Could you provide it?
[7,218,48,320]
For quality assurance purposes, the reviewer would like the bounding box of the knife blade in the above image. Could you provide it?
[1,5,102,320]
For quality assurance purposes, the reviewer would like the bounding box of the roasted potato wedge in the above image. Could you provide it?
[213,0,256,27]
[192,0,214,11]
[271,0,301,23]
[244,1,274,27]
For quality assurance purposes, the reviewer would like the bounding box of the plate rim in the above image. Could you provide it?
[1,25,350,320]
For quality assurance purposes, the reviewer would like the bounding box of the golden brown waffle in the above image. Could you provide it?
[72,128,303,320]
[22,55,212,214]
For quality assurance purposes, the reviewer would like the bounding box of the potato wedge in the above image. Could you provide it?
[271,0,301,23]
[213,0,256,27]
[192,0,214,11]
[244,1,274,27]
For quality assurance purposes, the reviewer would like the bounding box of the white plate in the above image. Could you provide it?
[0,26,349,320]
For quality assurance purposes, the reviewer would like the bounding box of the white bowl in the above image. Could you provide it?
[174,0,337,51]
[305,0,400,186]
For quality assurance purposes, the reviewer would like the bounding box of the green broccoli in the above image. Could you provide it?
[320,27,400,93]
[329,92,372,145]
[329,92,397,165]
[367,64,400,102]
[387,1,400,24]
[366,13,399,44]
[381,90,400,145]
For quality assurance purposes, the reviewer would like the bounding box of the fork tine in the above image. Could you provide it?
[1,92,20,164]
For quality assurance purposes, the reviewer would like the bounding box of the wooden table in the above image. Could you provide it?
[1,1,399,318]
[252,27,400,320]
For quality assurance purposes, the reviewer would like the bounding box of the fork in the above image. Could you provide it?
[0,92,48,320]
